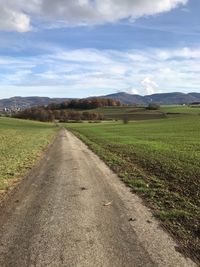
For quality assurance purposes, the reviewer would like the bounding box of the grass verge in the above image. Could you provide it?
[0,117,58,193]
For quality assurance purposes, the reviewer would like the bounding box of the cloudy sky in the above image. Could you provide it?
[0,0,199,98]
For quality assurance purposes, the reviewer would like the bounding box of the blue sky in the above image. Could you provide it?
[0,0,199,98]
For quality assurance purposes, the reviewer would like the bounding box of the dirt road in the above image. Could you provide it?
[0,130,196,267]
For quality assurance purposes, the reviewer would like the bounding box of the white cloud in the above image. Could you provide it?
[0,4,31,32]
[141,77,159,95]
[0,0,188,32]
[127,88,140,95]
[156,47,200,60]
[1,45,200,97]
[52,49,112,64]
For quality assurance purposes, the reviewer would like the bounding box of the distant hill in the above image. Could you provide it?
[144,92,198,105]
[102,92,146,105]
[0,96,71,110]
[189,92,200,99]
[102,92,200,105]
[1,92,200,110]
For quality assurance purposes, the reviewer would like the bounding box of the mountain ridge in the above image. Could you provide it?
[100,92,200,105]
[0,92,200,110]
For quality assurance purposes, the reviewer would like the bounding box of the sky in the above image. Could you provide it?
[0,0,200,99]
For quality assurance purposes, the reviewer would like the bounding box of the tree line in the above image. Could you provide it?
[12,98,121,122]
[47,98,121,110]
[13,107,103,122]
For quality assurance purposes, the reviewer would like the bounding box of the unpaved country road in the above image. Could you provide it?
[0,130,196,267]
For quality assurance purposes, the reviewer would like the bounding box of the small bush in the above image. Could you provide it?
[146,103,160,110]
[122,115,129,124]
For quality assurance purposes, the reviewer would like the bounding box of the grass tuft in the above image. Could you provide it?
[156,209,192,221]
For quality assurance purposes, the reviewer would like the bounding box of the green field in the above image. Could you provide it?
[66,115,200,261]
[160,105,200,114]
[94,105,200,115]
[95,106,166,120]
[89,105,200,120]
[0,117,58,191]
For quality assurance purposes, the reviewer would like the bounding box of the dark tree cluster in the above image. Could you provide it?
[13,98,121,122]
[146,103,160,110]
[13,107,104,122]
[59,111,103,122]
[47,98,121,110]
[14,107,55,122]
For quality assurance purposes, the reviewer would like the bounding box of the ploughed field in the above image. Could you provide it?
[0,117,57,192]
[66,115,200,262]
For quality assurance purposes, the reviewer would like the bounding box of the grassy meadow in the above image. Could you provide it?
[89,104,200,120]
[160,105,200,114]
[0,117,58,192]
[94,104,200,115]
[66,115,200,261]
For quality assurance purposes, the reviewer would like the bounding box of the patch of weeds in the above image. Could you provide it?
[156,209,192,221]
[124,178,150,194]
